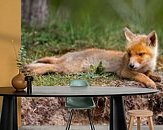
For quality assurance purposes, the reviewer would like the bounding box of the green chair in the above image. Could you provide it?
[65,79,96,130]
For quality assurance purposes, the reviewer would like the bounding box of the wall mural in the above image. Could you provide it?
[21,0,163,126]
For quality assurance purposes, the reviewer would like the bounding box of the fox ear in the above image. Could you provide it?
[124,27,136,42]
[147,31,157,47]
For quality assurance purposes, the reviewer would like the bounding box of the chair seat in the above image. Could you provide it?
[65,97,95,109]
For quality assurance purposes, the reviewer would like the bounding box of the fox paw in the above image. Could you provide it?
[145,81,156,89]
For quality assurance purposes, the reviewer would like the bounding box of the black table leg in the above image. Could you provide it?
[110,96,127,130]
[0,96,18,130]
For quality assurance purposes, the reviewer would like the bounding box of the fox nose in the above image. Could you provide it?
[129,64,135,69]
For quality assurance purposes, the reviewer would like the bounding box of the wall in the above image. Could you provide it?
[0,0,21,126]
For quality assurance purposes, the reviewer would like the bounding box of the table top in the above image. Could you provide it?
[0,86,159,97]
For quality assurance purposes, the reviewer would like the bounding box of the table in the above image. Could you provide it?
[0,86,159,130]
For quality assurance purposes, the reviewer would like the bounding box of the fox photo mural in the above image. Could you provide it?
[21,0,163,125]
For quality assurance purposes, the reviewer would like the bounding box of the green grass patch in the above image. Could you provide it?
[22,21,126,61]
[32,72,118,86]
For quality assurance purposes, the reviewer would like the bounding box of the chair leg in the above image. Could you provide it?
[87,109,95,130]
[128,116,134,130]
[66,109,74,130]
[148,116,154,130]
[137,117,141,130]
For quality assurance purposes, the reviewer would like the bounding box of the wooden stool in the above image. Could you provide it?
[128,110,154,130]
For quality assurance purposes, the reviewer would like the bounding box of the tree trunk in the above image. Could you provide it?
[22,0,48,28]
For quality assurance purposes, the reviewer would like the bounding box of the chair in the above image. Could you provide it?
[65,79,96,130]
[128,110,154,130]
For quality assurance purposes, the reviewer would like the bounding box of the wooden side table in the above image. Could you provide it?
[128,110,154,130]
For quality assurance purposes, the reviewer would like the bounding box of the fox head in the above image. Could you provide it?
[124,27,158,72]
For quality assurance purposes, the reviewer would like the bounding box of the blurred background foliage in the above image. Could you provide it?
[22,0,163,85]
[22,0,163,58]
[49,0,163,29]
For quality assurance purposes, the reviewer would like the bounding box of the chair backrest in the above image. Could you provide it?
[69,79,89,87]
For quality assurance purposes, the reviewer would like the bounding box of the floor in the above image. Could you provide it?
[20,125,163,130]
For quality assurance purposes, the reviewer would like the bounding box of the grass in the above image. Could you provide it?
[22,20,163,86]
[22,21,125,58]
[32,72,118,86]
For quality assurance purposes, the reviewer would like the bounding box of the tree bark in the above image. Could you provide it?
[22,0,48,28]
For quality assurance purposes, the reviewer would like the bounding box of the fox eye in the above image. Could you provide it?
[128,52,131,57]
[138,53,145,56]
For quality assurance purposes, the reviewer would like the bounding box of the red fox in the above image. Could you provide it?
[26,27,161,88]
